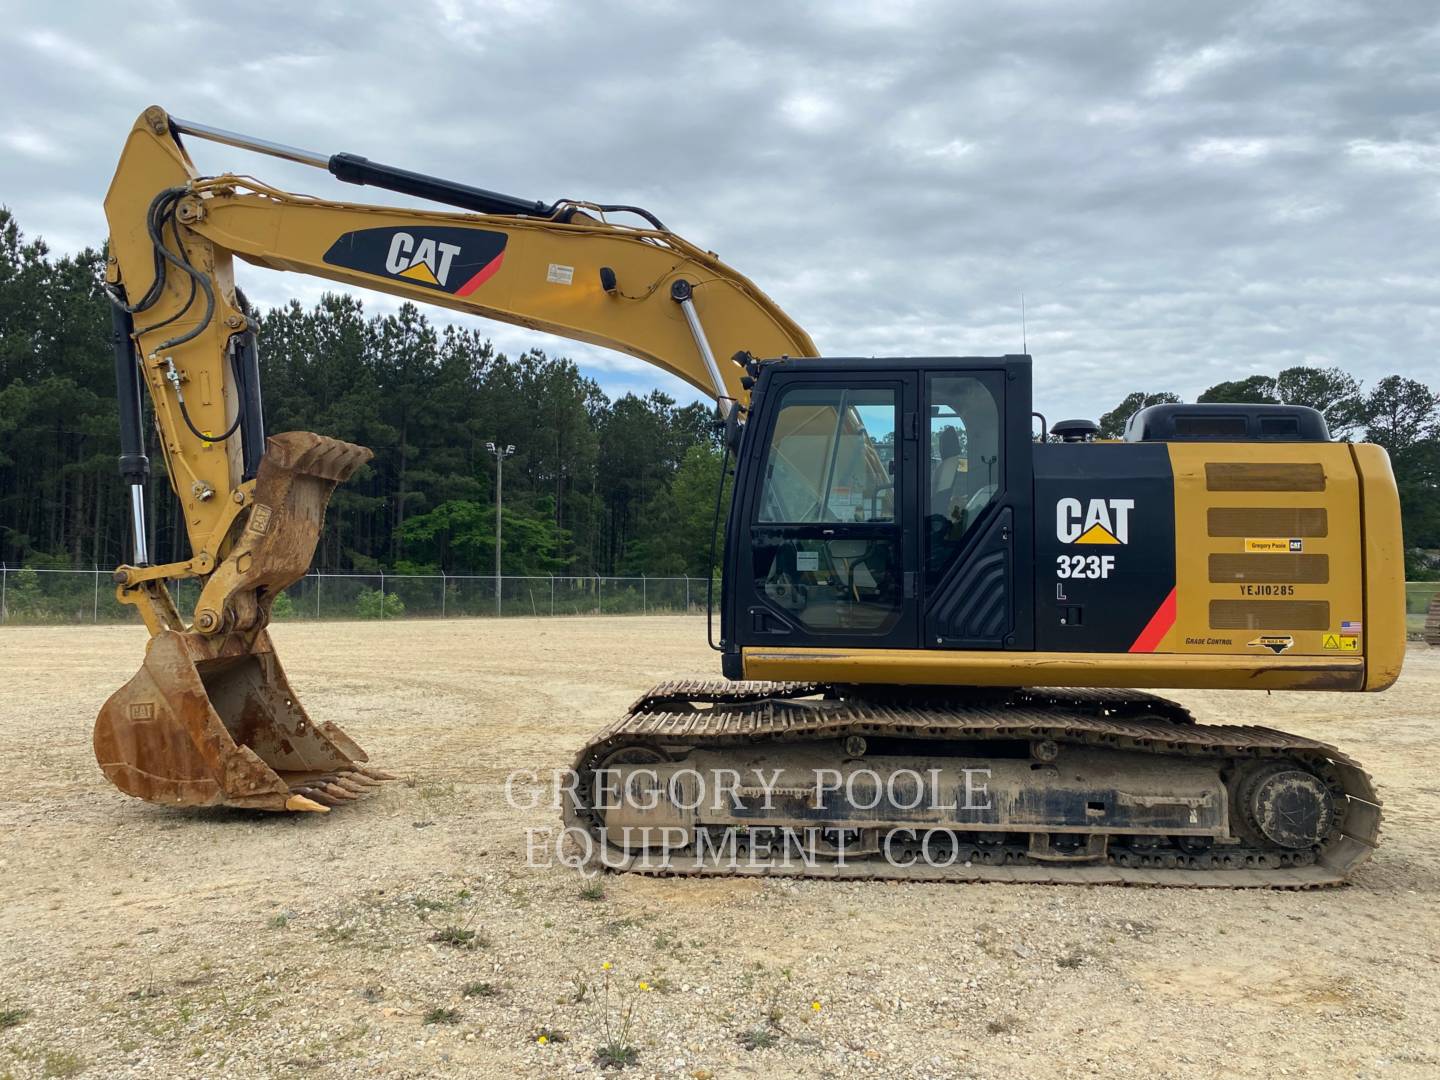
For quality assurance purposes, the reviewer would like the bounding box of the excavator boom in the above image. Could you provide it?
[98,106,811,813]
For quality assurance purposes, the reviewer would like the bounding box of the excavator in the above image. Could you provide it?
[97,106,1403,886]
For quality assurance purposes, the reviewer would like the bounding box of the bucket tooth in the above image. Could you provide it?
[285,794,331,813]
[334,776,374,795]
[357,767,398,782]
[321,783,360,802]
[335,769,379,787]
[293,785,341,807]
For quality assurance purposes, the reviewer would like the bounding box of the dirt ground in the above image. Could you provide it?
[0,617,1436,1080]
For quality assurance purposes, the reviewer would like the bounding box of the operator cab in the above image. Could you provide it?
[722,356,1035,675]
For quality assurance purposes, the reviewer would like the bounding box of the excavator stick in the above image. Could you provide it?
[94,432,393,812]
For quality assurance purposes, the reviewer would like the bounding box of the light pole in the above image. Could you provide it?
[486,441,515,617]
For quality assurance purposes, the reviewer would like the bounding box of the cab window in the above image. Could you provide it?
[928,374,1002,585]
[758,387,896,523]
[752,384,901,634]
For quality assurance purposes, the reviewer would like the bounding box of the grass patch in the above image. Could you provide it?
[579,882,607,902]
[431,925,486,949]
[423,1007,461,1026]
[413,897,453,913]
[462,981,498,999]
[268,913,290,930]
[737,1025,780,1050]
[595,1041,639,1068]
[0,1008,29,1031]
[986,1014,1024,1035]
[41,1050,85,1078]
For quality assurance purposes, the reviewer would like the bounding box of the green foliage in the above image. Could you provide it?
[269,590,296,619]
[2,567,45,618]
[1096,391,1180,439]
[621,442,731,576]
[399,498,571,575]
[354,588,405,619]
[1405,551,1440,582]
[1364,375,1439,455]
[1197,375,1279,405]
[1274,366,1363,437]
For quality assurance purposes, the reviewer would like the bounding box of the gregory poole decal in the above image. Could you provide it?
[322,226,507,296]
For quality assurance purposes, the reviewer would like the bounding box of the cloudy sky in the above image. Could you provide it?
[2,0,1437,420]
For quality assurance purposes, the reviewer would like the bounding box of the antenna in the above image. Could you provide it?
[1021,292,1028,354]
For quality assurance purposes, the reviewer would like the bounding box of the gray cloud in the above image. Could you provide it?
[1,0,1437,417]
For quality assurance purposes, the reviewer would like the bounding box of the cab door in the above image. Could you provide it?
[921,364,1034,649]
[735,374,920,650]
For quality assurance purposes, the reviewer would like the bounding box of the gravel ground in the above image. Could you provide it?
[0,618,1436,1079]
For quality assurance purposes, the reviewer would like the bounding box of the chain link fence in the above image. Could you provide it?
[0,566,719,626]
[2,565,1437,633]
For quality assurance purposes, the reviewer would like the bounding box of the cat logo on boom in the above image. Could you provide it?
[384,233,462,286]
[1056,498,1134,545]
[322,225,508,297]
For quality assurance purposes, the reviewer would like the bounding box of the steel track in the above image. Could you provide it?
[562,681,1381,889]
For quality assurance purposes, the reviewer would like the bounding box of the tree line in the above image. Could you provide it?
[0,209,726,579]
[1,207,1436,579]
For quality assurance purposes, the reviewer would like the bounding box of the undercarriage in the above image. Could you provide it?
[563,682,1380,888]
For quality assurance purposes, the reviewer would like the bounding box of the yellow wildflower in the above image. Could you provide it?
[638,981,651,992]
[602,961,613,971]
[537,1035,549,1045]
[811,1000,822,1012]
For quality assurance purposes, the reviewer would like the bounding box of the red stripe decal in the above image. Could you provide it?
[1129,587,1176,653]
[455,252,505,296]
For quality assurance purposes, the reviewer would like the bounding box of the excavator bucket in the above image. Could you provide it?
[94,432,391,812]
[94,629,392,811]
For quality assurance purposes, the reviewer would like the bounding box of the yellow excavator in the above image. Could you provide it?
[98,106,1402,886]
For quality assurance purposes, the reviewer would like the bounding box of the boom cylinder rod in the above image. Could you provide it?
[169,115,555,218]
[168,116,329,169]
[670,280,734,419]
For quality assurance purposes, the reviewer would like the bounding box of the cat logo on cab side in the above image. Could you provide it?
[1056,498,1134,545]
